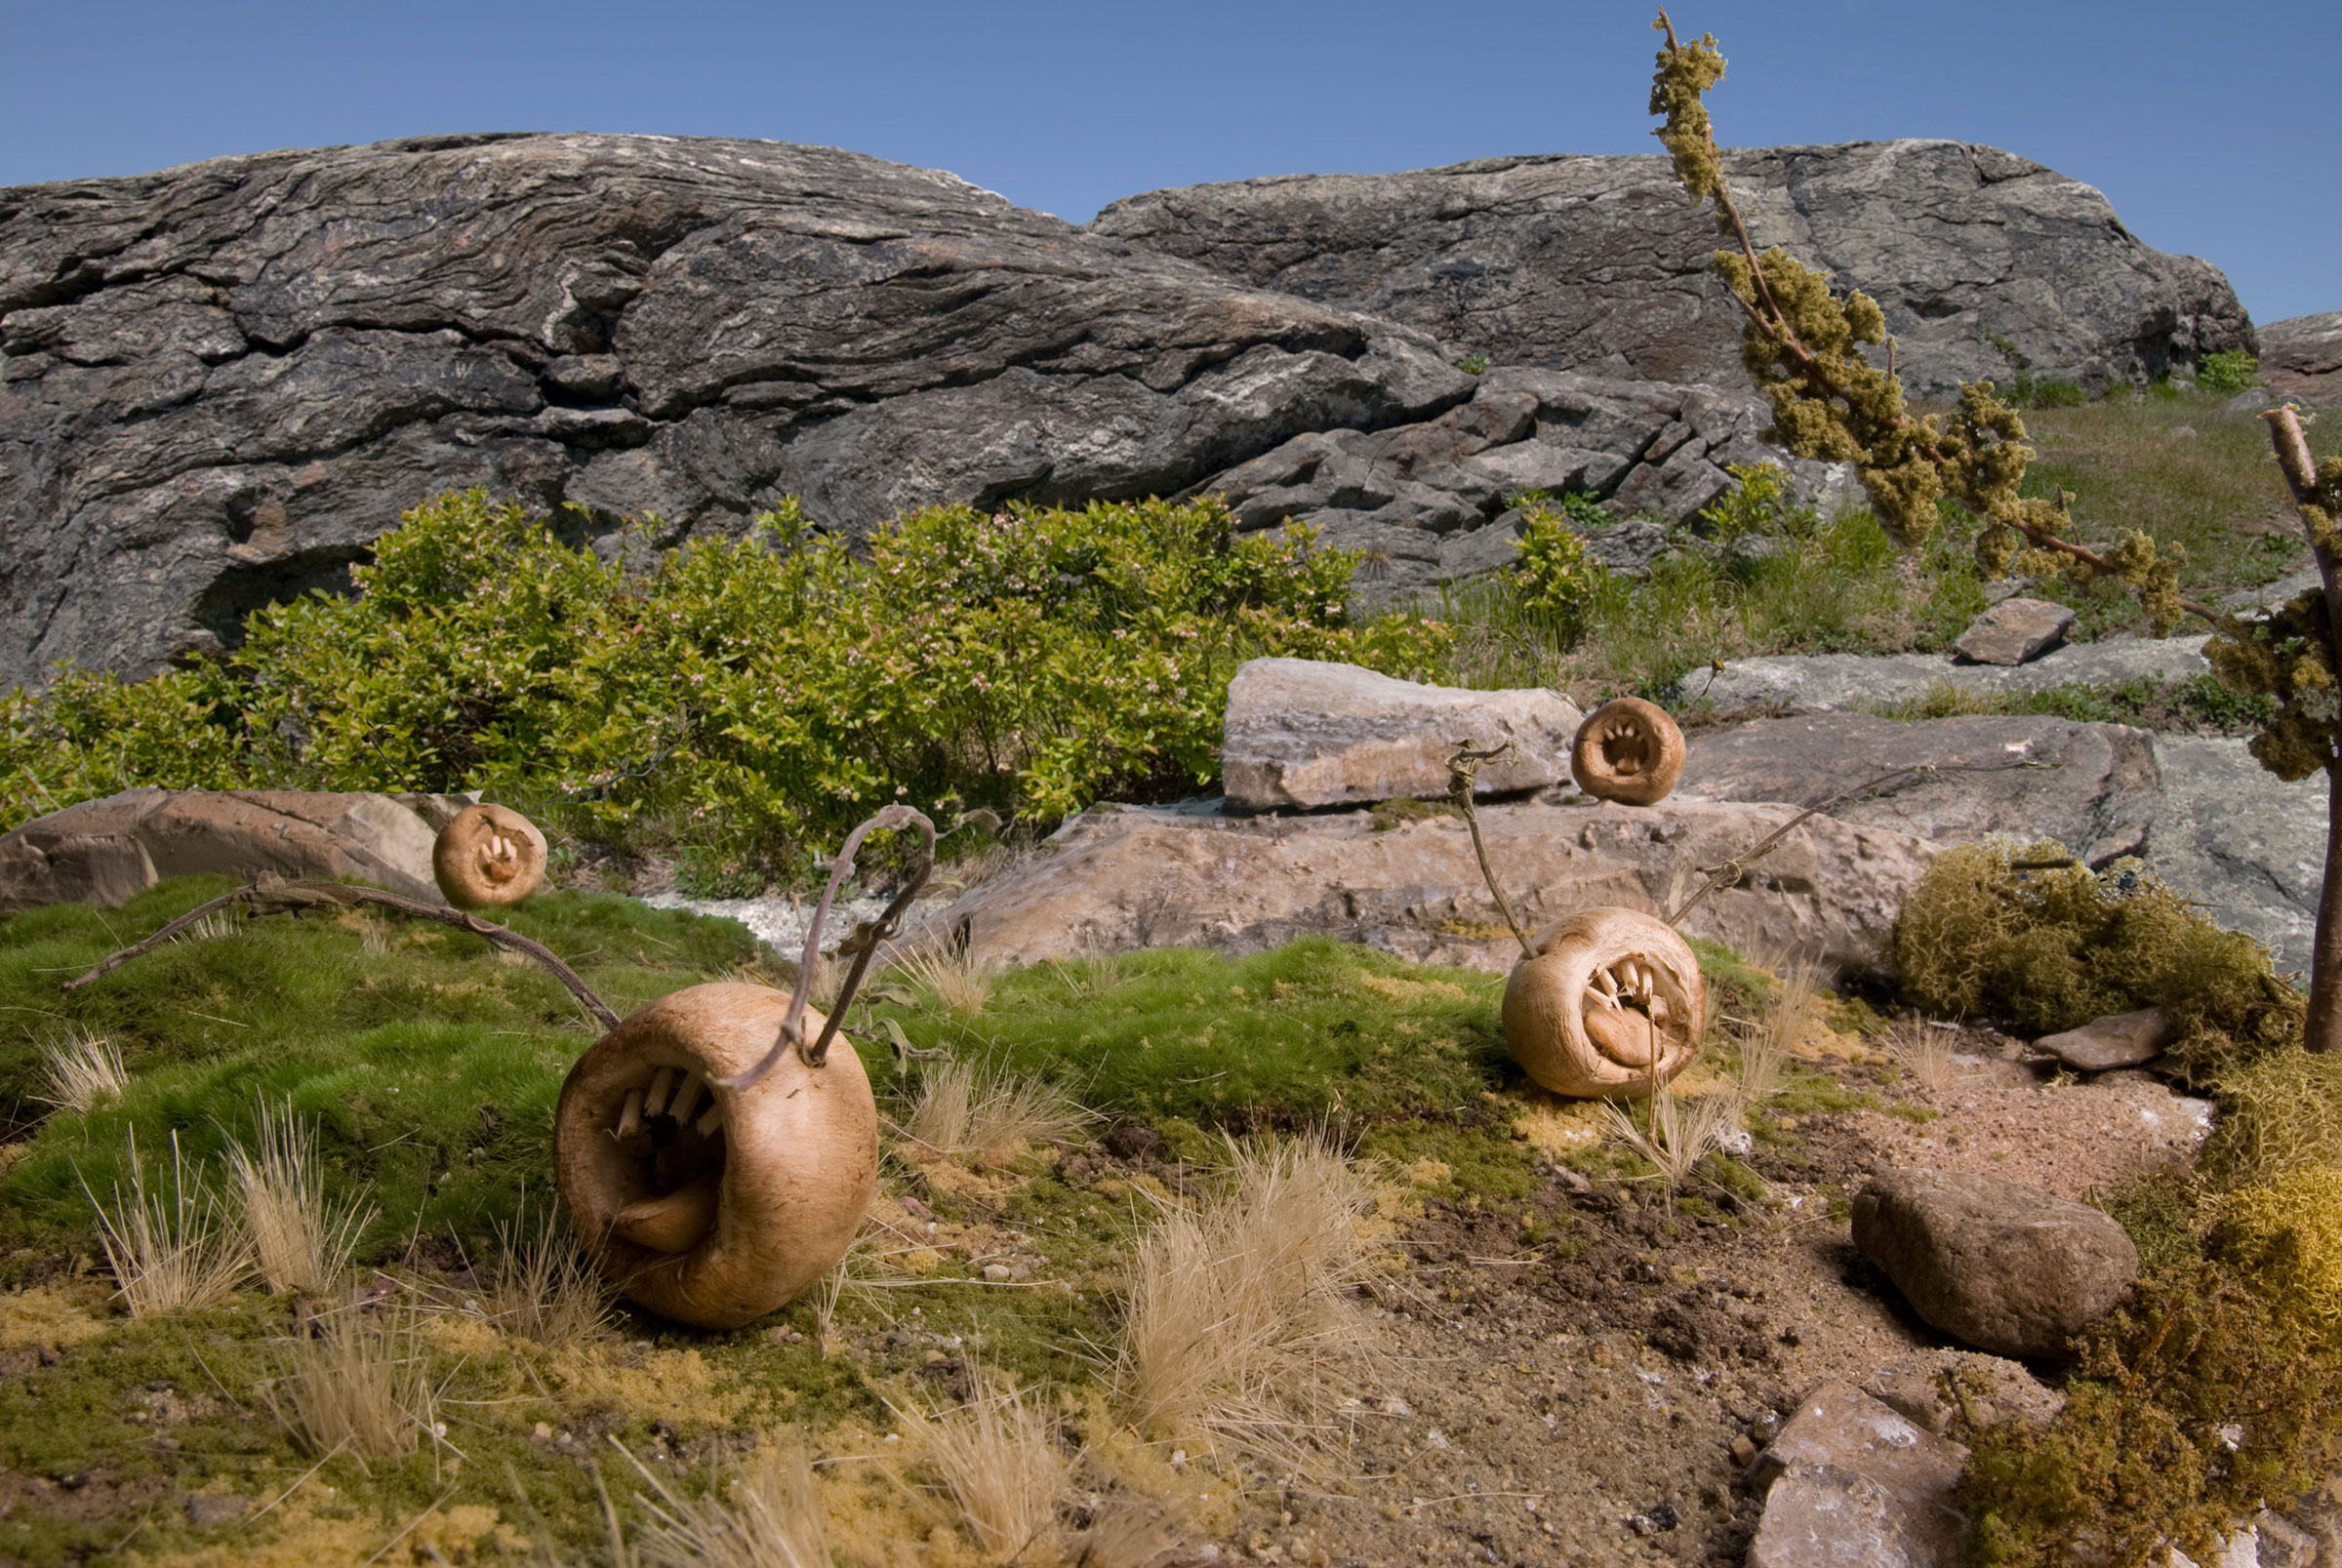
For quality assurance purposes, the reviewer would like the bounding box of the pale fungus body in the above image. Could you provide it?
[554,983,878,1330]
[432,803,548,909]
[1570,698,1686,807]
[1501,907,1706,1098]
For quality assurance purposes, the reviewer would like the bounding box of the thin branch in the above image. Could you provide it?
[1447,741,1537,961]
[61,875,621,1032]
[722,804,937,1091]
[1663,759,2055,927]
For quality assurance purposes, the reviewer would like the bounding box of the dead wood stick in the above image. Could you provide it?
[62,874,621,1032]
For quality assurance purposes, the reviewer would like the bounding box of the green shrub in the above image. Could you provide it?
[1960,1263,2342,1568]
[1512,503,1610,641]
[1694,461,1803,539]
[2196,351,2260,395]
[2009,371,2088,409]
[2215,1167,2342,1328]
[1890,838,2303,1073]
[1456,353,1492,376]
[2201,1048,2342,1185]
[0,490,1451,876]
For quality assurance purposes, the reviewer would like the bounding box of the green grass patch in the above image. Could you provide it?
[1867,672,2280,736]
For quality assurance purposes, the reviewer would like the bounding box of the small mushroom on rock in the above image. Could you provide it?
[1502,906,1706,1098]
[1571,698,1686,806]
[432,803,547,909]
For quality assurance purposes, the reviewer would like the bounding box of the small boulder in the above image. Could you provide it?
[1955,597,2077,665]
[0,788,446,913]
[1221,658,1582,812]
[2034,1006,2175,1071]
[1861,1348,2066,1437]
[1748,1381,1967,1568]
[1853,1167,2139,1360]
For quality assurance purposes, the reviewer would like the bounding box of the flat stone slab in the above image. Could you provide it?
[1690,634,2213,713]
[1221,659,1583,812]
[905,794,1938,979]
[2034,1007,2175,1070]
[1956,596,2076,665]
[1749,1382,1968,1568]
[0,787,445,912]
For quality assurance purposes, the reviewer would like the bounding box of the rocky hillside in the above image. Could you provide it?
[1090,140,2255,395]
[0,133,2258,687]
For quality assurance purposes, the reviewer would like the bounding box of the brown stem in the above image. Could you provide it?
[723,805,938,1091]
[62,876,622,1031]
[1447,741,1537,961]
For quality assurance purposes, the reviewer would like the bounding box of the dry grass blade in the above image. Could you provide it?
[82,1128,251,1315]
[225,1100,376,1295]
[896,1059,1094,1161]
[1116,1132,1378,1464]
[482,1200,613,1347]
[1598,1090,1738,1211]
[904,1371,1069,1563]
[890,943,998,1017]
[35,1027,127,1114]
[1885,1017,1962,1092]
[1734,958,1819,1107]
[260,1306,438,1469]
[626,1429,828,1568]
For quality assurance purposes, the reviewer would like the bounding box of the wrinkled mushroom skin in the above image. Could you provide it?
[1570,698,1686,807]
[1501,908,1706,1098]
[433,804,549,909]
[554,983,877,1330]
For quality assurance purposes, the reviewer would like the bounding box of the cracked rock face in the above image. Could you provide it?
[2260,310,2342,406]
[1090,140,2254,397]
[1,133,1478,686]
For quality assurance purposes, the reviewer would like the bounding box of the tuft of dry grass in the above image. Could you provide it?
[895,1059,1094,1162]
[627,1429,828,1568]
[1732,959,1819,1107]
[480,1198,613,1347]
[1599,1089,1739,1211]
[82,1129,252,1315]
[904,1372,1070,1564]
[1116,1132,1378,1462]
[260,1306,440,1469]
[224,1101,375,1295]
[35,1027,127,1114]
[1884,1017,1963,1092]
[890,942,1000,1017]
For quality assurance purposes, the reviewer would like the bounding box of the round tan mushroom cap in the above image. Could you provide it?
[432,803,547,909]
[1501,906,1706,1098]
[555,983,878,1330]
[1570,698,1686,807]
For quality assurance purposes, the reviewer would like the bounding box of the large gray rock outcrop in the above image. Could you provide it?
[1678,711,2326,975]
[1091,141,2253,396]
[0,787,444,911]
[1852,1167,2139,1360]
[904,793,1935,979]
[2259,311,2342,406]
[1221,658,1583,812]
[0,133,1476,687]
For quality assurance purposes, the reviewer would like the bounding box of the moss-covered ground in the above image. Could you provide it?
[0,878,1798,1563]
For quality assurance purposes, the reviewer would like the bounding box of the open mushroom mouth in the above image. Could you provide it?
[1581,956,1676,1067]
[601,1065,730,1255]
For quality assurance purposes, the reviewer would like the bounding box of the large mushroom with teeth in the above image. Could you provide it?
[554,983,877,1330]
[1501,907,1705,1098]
[551,804,931,1331]
[1570,698,1686,807]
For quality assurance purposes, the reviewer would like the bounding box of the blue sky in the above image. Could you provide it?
[5,1,2334,324]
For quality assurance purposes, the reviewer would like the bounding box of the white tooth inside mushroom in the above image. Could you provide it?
[668,1072,705,1126]
[615,1086,645,1139]
[643,1065,676,1117]
[696,1102,725,1137]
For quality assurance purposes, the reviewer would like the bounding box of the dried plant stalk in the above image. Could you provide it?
[82,1129,252,1315]
[225,1100,375,1295]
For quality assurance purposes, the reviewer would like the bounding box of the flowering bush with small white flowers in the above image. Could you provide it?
[0,489,1450,877]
